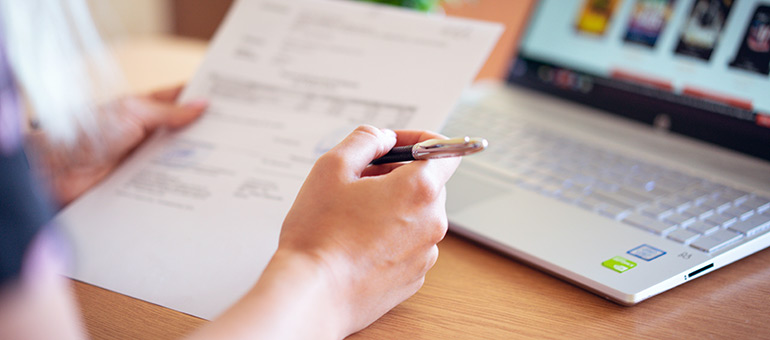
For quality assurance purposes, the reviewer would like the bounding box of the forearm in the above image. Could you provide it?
[187,250,347,340]
[0,233,84,340]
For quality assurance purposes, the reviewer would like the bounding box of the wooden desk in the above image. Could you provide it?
[73,37,770,340]
[74,232,770,339]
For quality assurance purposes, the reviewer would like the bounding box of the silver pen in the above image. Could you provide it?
[370,136,488,165]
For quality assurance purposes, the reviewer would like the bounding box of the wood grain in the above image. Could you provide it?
[73,281,205,340]
[349,234,770,339]
[74,233,770,339]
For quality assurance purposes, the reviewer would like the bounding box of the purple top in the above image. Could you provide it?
[0,23,20,153]
[0,24,53,286]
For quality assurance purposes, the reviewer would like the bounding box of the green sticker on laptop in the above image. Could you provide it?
[602,256,637,273]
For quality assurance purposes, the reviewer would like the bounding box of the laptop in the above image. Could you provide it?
[441,0,770,305]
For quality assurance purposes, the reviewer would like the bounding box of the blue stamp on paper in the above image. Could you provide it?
[627,244,666,261]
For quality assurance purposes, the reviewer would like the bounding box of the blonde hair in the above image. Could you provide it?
[0,0,124,146]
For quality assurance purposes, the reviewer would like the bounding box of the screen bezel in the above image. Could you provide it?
[507,1,770,162]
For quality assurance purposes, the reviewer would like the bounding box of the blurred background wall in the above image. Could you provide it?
[88,0,535,80]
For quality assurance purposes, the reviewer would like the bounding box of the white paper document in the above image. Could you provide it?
[57,0,502,319]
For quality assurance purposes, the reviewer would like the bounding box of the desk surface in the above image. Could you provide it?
[75,232,770,339]
[72,37,770,340]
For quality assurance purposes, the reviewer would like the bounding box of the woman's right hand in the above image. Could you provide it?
[279,125,460,336]
[188,125,460,340]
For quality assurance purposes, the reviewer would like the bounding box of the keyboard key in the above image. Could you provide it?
[699,197,732,213]
[728,214,770,237]
[623,213,678,235]
[680,189,711,203]
[615,188,651,206]
[556,188,584,203]
[690,229,743,253]
[588,191,635,210]
[668,228,700,244]
[599,203,632,220]
[739,197,770,214]
[722,206,755,221]
[576,195,605,211]
[597,190,648,209]
[734,195,749,206]
[682,205,714,220]
[541,168,573,182]
[641,205,674,220]
[593,181,620,193]
[518,178,544,191]
[704,214,737,228]
[623,185,669,201]
[540,182,563,197]
[655,176,690,192]
[659,196,692,212]
[664,213,697,228]
[687,221,719,235]
[719,189,750,205]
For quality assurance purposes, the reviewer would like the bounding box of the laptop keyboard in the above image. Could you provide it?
[442,105,770,254]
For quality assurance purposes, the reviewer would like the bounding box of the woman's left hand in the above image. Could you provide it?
[26,85,207,207]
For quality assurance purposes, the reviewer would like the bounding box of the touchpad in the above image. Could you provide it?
[445,169,509,214]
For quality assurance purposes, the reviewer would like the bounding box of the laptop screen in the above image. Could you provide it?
[509,0,770,161]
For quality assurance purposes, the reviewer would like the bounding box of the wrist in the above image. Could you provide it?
[255,248,352,339]
[192,248,352,340]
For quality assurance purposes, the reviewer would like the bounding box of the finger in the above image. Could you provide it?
[404,245,439,283]
[360,162,405,177]
[429,187,450,244]
[392,129,447,146]
[126,98,208,134]
[148,85,185,103]
[392,153,461,188]
[424,245,440,274]
[358,130,447,177]
[162,100,208,129]
[323,125,397,177]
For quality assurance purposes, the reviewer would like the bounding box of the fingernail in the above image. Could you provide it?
[381,128,396,138]
[184,99,209,110]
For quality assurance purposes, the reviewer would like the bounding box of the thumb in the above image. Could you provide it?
[127,98,208,133]
[164,99,208,129]
[324,125,397,178]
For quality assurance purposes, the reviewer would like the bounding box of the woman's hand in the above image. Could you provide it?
[279,125,460,336]
[189,125,460,340]
[26,85,207,207]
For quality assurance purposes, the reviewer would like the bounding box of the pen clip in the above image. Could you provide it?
[413,136,488,160]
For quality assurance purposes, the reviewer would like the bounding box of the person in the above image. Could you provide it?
[0,1,459,339]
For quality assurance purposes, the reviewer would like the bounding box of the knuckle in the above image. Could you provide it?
[430,217,449,244]
[427,245,439,269]
[315,151,347,172]
[407,171,441,202]
[412,276,426,293]
[424,131,446,140]
[352,124,381,139]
